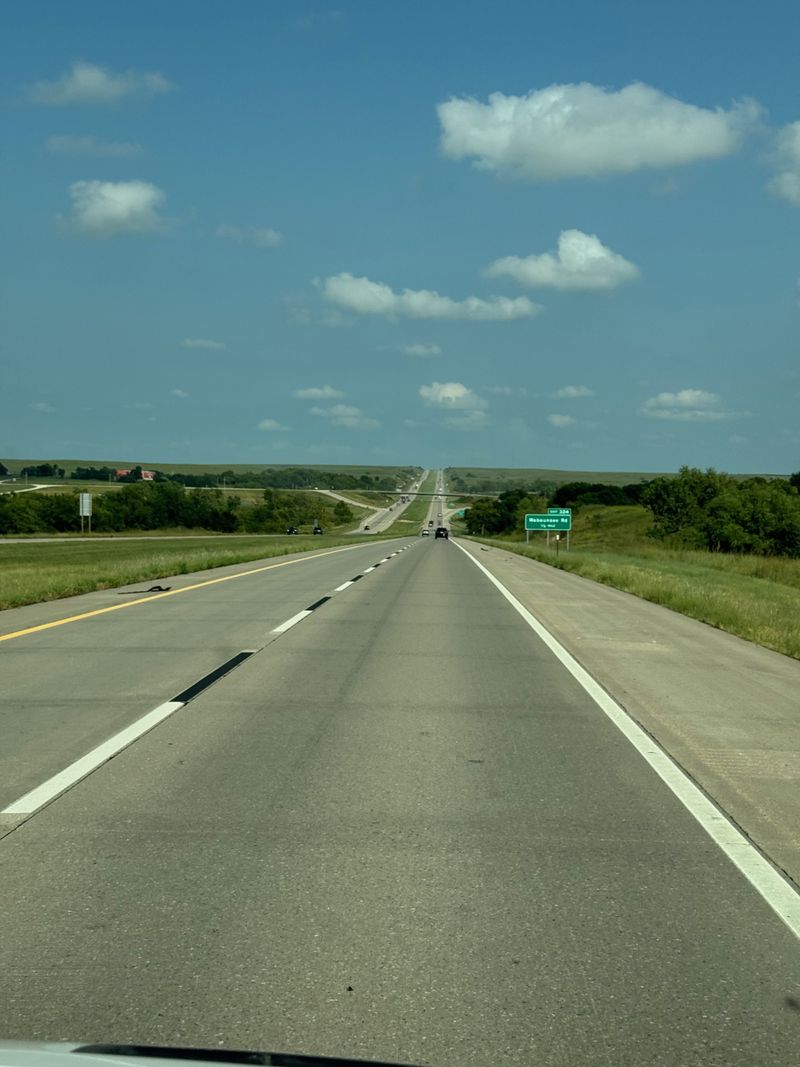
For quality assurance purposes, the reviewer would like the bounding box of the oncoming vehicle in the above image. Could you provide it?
[435,527,449,539]
[420,528,430,536]
[286,526,299,535]
[364,524,370,530]
[313,526,323,535]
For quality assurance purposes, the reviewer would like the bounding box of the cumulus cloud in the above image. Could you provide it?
[767,121,800,206]
[400,342,441,356]
[258,418,289,431]
[63,179,166,236]
[547,414,576,428]
[293,385,345,399]
[24,60,173,106]
[32,401,56,414]
[46,134,143,157]
[419,381,487,410]
[554,384,594,398]
[310,403,379,429]
[438,82,759,180]
[640,389,735,421]
[181,337,225,350]
[486,230,639,291]
[320,273,539,320]
[216,224,283,248]
[171,388,189,399]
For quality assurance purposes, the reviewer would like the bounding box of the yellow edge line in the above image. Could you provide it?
[0,543,367,644]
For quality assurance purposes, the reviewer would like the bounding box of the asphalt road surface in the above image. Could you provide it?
[1,531,800,1066]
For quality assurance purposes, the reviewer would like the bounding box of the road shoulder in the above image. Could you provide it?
[457,537,800,887]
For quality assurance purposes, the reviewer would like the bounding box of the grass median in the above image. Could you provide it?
[464,506,800,660]
[0,534,372,611]
[381,470,440,536]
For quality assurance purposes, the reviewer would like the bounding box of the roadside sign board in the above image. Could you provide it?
[79,493,92,517]
[547,507,572,516]
[525,513,571,531]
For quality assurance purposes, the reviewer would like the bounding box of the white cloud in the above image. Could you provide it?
[419,381,487,410]
[446,409,488,430]
[258,418,289,431]
[293,385,345,399]
[171,388,189,399]
[547,414,576,428]
[216,224,283,248]
[640,389,735,421]
[25,60,173,106]
[554,384,594,398]
[32,401,55,414]
[310,402,379,430]
[63,179,166,236]
[320,273,539,320]
[484,385,528,396]
[46,134,143,157]
[486,230,639,291]
[767,122,800,206]
[400,342,441,356]
[180,337,225,350]
[438,82,759,180]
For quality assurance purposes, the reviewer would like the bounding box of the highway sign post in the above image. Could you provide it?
[79,492,92,534]
[524,510,571,549]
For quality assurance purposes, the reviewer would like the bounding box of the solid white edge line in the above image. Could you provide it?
[455,540,800,942]
[334,581,354,592]
[271,609,312,634]
[2,700,185,816]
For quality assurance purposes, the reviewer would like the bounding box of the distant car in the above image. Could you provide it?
[428,520,434,526]
[313,526,323,535]
[435,527,449,539]
[286,526,299,535]
[420,529,430,536]
[364,524,370,530]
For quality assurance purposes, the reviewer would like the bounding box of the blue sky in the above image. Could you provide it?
[2,0,798,474]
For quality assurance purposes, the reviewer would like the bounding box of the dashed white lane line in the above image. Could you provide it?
[3,700,185,816]
[3,540,420,822]
[456,540,800,942]
[270,609,312,634]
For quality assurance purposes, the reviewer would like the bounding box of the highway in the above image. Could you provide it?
[2,489,800,1066]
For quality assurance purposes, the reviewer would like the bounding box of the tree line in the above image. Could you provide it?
[0,481,355,535]
[462,468,800,557]
[2,463,419,491]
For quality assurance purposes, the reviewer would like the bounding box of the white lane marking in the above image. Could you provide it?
[456,541,800,941]
[334,581,354,592]
[2,700,185,816]
[363,566,375,573]
[271,609,312,634]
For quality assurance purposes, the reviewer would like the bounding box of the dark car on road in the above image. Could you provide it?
[435,527,449,539]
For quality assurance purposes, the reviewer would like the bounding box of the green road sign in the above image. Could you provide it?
[525,513,572,531]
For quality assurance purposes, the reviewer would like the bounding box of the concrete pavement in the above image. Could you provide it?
[1,533,800,1063]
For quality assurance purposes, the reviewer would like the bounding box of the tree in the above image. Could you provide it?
[333,500,354,524]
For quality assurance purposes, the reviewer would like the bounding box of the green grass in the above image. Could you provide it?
[381,470,439,536]
[468,506,800,659]
[0,534,374,611]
